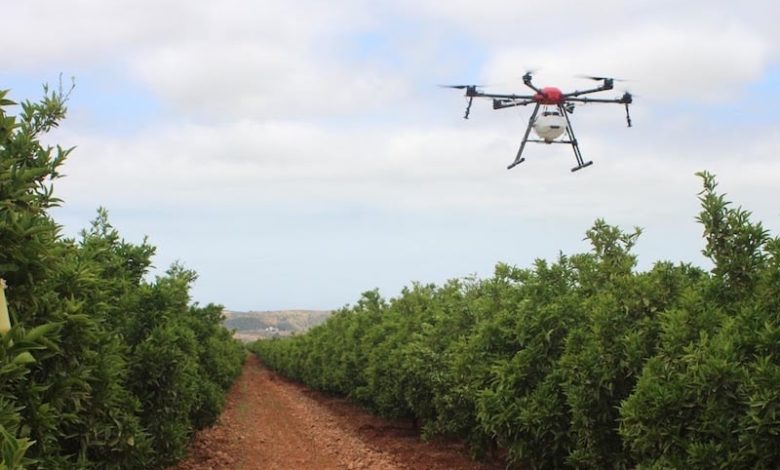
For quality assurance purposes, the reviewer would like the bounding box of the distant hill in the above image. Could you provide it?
[223,310,332,342]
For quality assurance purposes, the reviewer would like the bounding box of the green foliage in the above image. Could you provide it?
[0,424,34,470]
[619,172,780,469]
[1,86,244,469]
[252,172,780,470]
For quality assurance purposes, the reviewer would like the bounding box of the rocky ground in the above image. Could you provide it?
[169,354,501,470]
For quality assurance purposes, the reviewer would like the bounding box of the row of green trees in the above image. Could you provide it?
[1,87,245,469]
[252,173,780,469]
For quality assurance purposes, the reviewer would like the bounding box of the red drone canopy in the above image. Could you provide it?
[534,87,564,105]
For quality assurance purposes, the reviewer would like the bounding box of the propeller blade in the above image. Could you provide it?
[438,84,484,89]
[577,74,626,82]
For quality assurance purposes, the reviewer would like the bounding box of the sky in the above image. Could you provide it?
[3,1,779,311]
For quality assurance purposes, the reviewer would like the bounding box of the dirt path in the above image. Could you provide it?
[170,355,500,470]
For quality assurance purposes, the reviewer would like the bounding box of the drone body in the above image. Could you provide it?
[443,74,633,172]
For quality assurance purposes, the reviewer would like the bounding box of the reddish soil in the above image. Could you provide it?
[169,354,501,470]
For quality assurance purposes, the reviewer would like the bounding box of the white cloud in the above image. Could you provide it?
[52,116,780,224]
[6,0,407,119]
[482,23,769,102]
[397,0,780,54]
[10,0,780,309]
[4,0,369,66]
[130,39,409,120]
[7,1,774,117]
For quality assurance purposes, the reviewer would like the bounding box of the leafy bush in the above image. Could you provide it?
[1,85,244,469]
[619,173,780,469]
[252,171,780,469]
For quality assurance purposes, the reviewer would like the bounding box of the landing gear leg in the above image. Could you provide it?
[507,103,540,170]
[558,104,593,172]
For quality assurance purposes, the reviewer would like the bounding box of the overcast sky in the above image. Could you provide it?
[3,1,779,311]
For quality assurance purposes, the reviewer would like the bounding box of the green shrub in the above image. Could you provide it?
[253,171,780,470]
[619,173,780,469]
[1,85,244,469]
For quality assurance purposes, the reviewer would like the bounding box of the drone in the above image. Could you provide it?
[443,72,633,172]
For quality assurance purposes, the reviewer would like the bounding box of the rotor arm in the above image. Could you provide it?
[565,97,626,104]
[458,87,535,118]
[492,98,535,110]
[564,85,614,98]
[462,90,535,115]
[567,93,634,127]
[564,77,615,98]
[469,91,536,100]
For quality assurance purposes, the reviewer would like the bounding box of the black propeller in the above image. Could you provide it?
[439,84,483,98]
[438,84,484,90]
[577,75,626,82]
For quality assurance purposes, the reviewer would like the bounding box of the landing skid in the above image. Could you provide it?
[507,157,525,170]
[571,161,593,172]
[507,103,594,172]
